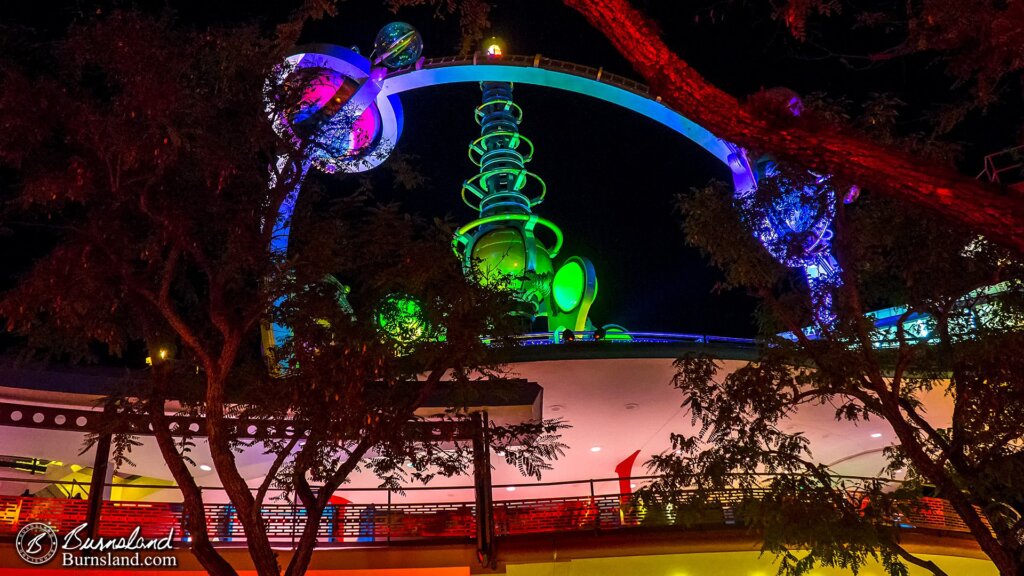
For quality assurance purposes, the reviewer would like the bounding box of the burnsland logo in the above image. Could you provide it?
[15,523,59,565]
[15,522,178,568]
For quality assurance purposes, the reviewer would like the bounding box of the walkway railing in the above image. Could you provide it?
[388,54,654,99]
[507,331,757,346]
[981,145,1024,186]
[0,476,979,547]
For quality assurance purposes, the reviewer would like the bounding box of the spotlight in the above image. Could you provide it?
[562,329,575,342]
[594,327,607,340]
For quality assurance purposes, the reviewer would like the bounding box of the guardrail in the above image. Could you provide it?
[506,331,757,347]
[388,54,655,99]
[981,145,1024,185]
[0,476,978,547]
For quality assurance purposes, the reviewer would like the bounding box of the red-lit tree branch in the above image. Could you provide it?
[563,0,1024,253]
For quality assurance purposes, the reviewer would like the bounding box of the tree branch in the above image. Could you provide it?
[255,435,301,509]
[562,0,1024,253]
[890,541,950,576]
[146,388,237,576]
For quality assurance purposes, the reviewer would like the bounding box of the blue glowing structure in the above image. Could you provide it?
[262,29,415,359]
[262,30,845,355]
[780,281,1014,347]
[743,158,842,327]
[269,44,406,175]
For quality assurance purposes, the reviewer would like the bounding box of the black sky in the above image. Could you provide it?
[4,0,1020,337]
[304,0,768,336]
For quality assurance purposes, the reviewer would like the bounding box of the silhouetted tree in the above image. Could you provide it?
[0,7,564,576]
[646,147,1024,574]
[563,0,1024,253]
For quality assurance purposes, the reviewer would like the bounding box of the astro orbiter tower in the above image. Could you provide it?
[452,42,599,336]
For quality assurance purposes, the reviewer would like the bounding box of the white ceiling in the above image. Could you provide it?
[0,358,953,505]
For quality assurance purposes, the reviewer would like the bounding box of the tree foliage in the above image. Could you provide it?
[645,137,1024,574]
[775,0,1024,132]
[385,0,491,54]
[563,0,1024,253]
[0,7,565,576]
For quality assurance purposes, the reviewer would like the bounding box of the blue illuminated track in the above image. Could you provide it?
[380,54,743,180]
[264,46,840,355]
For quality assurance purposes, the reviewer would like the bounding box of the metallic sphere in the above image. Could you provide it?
[374,22,424,69]
[471,228,553,294]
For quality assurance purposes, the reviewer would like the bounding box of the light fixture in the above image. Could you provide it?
[630,483,637,489]
[199,464,212,472]
[590,446,601,453]
[506,486,516,492]
[483,37,504,59]
[871,433,883,438]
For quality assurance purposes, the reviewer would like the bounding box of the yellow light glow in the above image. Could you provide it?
[487,44,502,57]
[158,349,168,360]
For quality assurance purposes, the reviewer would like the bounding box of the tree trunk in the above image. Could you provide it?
[203,370,283,576]
[936,486,1020,576]
[285,441,374,576]
[563,0,1024,253]
[147,396,238,576]
[283,497,326,576]
[877,399,1020,575]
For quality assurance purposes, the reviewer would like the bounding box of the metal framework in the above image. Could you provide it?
[261,27,845,352]
[0,481,982,546]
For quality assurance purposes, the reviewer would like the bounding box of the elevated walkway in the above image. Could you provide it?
[0,479,996,574]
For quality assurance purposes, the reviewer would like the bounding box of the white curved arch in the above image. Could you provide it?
[379,57,754,191]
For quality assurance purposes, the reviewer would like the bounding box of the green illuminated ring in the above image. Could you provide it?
[460,169,546,210]
[474,99,523,125]
[453,214,563,259]
[468,132,535,166]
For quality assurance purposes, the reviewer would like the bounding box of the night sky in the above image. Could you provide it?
[307,0,766,336]
[4,0,1020,337]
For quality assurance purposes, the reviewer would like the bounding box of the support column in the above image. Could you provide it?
[472,411,495,568]
[86,431,112,541]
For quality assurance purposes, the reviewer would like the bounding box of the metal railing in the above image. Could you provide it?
[0,475,981,547]
[981,145,1024,185]
[387,54,655,99]
[506,331,757,346]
